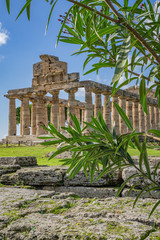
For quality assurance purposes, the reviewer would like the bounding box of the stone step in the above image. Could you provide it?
[0,166,122,187]
[0,165,21,176]
[0,157,37,167]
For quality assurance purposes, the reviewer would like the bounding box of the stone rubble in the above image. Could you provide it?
[0,187,160,239]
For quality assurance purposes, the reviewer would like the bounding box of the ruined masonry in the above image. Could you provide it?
[4,54,160,143]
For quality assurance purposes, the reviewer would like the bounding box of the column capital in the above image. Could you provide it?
[93,90,102,94]
[49,90,59,95]
[35,90,46,97]
[102,92,111,96]
[5,94,17,99]
[65,87,78,94]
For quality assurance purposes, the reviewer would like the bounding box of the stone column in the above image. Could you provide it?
[8,97,17,136]
[81,109,85,128]
[22,97,30,135]
[50,91,59,129]
[132,100,139,132]
[126,99,133,132]
[65,88,78,125]
[59,105,66,128]
[103,94,111,130]
[20,100,23,136]
[139,103,145,132]
[43,100,48,128]
[94,92,102,118]
[149,104,155,129]
[84,87,93,123]
[75,107,80,122]
[154,106,159,129]
[31,100,37,135]
[112,96,119,134]
[119,97,127,134]
[36,91,46,136]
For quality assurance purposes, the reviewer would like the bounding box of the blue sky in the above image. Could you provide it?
[0,0,156,140]
[0,0,116,140]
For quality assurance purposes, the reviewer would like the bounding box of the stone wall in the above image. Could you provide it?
[0,156,160,199]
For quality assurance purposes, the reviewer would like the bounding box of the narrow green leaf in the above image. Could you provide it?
[112,34,131,83]
[148,129,160,138]
[116,173,140,197]
[149,200,160,218]
[16,0,32,20]
[45,0,58,34]
[6,0,10,14]
[56,6,73,47]
[113,102,133,130]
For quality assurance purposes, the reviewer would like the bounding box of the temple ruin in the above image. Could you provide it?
[3,54,160,143]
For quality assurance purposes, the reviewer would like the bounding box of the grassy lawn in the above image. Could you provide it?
[0,145,61,166]
[0,144,160,166]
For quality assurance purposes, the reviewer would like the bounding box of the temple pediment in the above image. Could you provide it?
[32,54,79,87]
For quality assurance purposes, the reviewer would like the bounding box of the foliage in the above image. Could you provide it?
[40,112,160,217]
[4,0,160,217]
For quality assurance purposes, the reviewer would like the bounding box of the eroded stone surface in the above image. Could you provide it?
[0,187,160,239]
[64,170,122,187]
[122,165,160,189]
[0,167,66,186]
[0,157,37,167]
[0,165,21,176]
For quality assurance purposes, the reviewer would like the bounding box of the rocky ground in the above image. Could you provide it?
[0,186,160,240]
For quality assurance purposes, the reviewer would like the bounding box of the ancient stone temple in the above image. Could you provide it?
[4,54,160,143]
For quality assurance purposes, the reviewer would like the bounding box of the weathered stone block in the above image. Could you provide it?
[0,157,37,167]
[122,188,160,199]
[0,165,21,176]
[0,167,66,186]
[54,186,118,198]
[122,166,160,189]
[64,170,122,187]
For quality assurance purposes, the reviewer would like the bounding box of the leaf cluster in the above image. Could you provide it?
[40,110,160,217]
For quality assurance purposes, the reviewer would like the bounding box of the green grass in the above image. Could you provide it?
[0,144,159,166]
[0,145,61,166]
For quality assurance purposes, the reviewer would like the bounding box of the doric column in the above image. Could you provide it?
[119,97,127,134]
[126,99,133,132]
[112,95,119,134]
[132,100,139,132]
[20,99,23,136]
[36,90,46,136]
[154,106,159,129]
[31,99,37,135]
[22,97,30,135]
[59,105,65,128]
[50,91,59,129]
[84,87,93,123]
[149,104,155,129]
[75,107,80,122]
[8,97,17,136]
[81,109,85,128]
[94,92,102,118]
[43,100,48,128]
[103,94,111,130]
[139,103,145,132]
[65,88,78,125]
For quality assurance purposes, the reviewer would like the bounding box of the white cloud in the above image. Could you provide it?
[0,22,9,47]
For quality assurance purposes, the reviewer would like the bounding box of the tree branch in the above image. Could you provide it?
[104,0,160,65]
[67,0,119,24]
